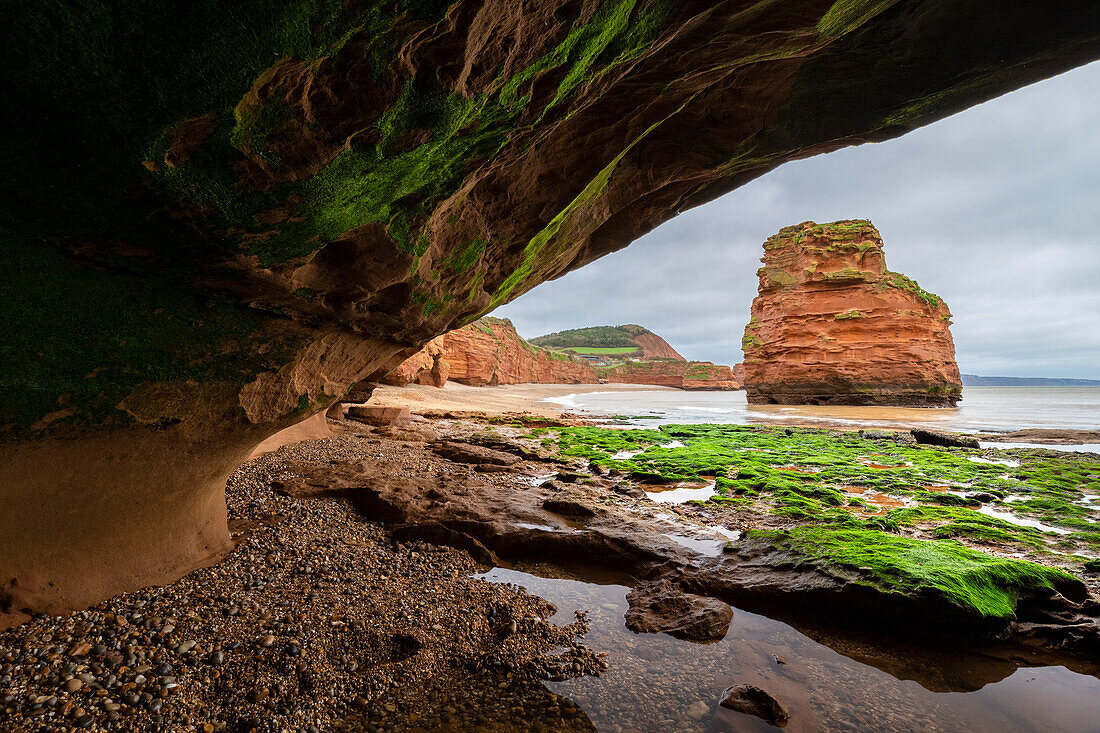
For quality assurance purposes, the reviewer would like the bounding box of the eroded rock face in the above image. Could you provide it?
[601,360,739,390]
[4,2,1099,613]
[385,318,596,387]
[742,221,962,406]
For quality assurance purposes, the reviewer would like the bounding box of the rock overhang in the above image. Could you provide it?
[2,0,1100,612]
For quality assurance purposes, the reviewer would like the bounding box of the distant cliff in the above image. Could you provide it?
[385,318,595,388]
[742,220,961,407]
[390,321,739,391]
[600,360,739,391]
[962,375,1100,387]
[533,324,738,390]
[531,324,685,360]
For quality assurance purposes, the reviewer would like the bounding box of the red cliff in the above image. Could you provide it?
[741,221,961,407]
[386,318,596,387]
[600,360,739,391]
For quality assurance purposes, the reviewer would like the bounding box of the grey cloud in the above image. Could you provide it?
[496,61,1100,379]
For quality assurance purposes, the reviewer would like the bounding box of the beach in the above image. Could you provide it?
[367,383,1100,440]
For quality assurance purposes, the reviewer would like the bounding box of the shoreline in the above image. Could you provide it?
[367,383,1100,443]
[366,382,677,420]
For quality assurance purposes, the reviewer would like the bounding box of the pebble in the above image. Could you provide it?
[0,424,604,732]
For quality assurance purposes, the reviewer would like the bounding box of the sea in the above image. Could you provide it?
[542,386,1100,447]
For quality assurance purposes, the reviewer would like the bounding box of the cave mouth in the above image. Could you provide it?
[3,1,1100,729]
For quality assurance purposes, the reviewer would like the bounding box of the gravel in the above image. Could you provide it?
[0,425,603,731]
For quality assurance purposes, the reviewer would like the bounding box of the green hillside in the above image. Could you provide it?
[530,324,652,349]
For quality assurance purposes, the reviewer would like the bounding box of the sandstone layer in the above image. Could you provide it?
[4,2,1099,613]
[600,360,739,390]
[385,318,597,387]
[741,220,961,406]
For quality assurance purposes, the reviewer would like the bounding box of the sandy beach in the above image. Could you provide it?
[366,382,672,419]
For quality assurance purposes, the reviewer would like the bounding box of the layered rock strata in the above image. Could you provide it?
[600,360,739,390]
[385,318,596,387]
[4,1,1099,613]
[741,220,961,406]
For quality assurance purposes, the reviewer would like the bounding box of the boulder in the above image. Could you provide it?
[345,406,410,427]
[719,684,790,727]
[433,442,521,466]
[912,429,981,449]
[624,580,733,643]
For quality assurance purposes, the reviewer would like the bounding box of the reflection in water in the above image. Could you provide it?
[645,481,717,504]
[477,567,1100,733]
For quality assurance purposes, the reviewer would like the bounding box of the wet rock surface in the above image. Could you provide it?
[623,581,733,643]
[432,441,522,466]
[912,429,980,449]
[719,683,790,727]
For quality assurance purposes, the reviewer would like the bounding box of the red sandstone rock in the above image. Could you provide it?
[601,360,739,391]
[345,405,410,426]
[741,221,961,407]
[386,318,596,388]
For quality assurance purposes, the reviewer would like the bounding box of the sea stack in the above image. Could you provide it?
[741,220,961,406]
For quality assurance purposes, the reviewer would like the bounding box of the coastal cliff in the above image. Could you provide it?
[531,325,686,360]
[741,220,961,406]
[386,318,596,387]
[600,360,739,391]
[532,324,738,390]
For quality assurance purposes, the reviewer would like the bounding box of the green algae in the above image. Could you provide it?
[884,271,942,307]
[751,525,1078,619]
[538,423,1096,617]
[816,0,902,40]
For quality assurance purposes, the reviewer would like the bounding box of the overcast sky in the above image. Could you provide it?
[496,61,1100,379]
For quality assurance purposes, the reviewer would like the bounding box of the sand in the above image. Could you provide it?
[366,382,674,418]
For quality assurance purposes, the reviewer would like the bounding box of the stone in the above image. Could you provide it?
[719,684,790,727]
[432,442,520,466]
[742,221,962,406]
[624,580,733,643]
[911,429,981,449]
[64,679,83,693]
[344,406,411,427]
[685,700,710,720]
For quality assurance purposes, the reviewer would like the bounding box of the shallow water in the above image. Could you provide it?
[544,386,1100,435]
[644,481,717,504]
[477,566,1100,733]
